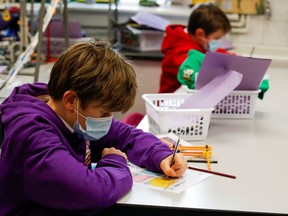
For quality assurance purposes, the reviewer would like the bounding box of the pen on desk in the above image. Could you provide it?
[250,46,255,57]
[187,160,218,164]
[169,135,181,167]
[171,145,212,151]
[188,166,236,179]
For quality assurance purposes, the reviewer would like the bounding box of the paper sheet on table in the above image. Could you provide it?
[0,66,7,74]
[157,133,192,148]
[196,52,272,90]
[129,162,211,193]
[130,11,170,31]
[179,70,243,109]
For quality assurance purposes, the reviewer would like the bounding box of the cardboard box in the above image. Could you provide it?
[120,25,164,52]
[215,0,265,14]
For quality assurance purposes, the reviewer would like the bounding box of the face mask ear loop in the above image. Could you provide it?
[75,100,86,133]
[76,101,87,120]
[76,100,80,123]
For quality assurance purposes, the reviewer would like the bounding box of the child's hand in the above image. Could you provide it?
[160,153,188,178]
[102,147,128,161]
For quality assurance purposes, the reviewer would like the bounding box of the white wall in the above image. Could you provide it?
[230,0,288,48]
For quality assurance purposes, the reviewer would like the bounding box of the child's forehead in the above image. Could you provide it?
[207,29,224,39]
[88,101,112,112]
[88,101,106,108]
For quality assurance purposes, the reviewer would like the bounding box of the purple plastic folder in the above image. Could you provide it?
[179,70,243,109]
[195,52,272,90]
[44,20,83,38]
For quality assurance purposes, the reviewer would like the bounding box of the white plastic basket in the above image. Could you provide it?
[120,26,164,51]
[182,86,260,119]
[142,94,214,141]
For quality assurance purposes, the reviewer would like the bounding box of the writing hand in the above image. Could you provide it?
[160,153,188,178]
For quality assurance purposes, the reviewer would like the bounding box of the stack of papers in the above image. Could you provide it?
[131,11,170,31]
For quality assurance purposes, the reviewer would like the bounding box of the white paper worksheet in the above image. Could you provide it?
[128,162,211,193]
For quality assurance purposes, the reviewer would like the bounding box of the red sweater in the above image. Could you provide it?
[159,25,206,93]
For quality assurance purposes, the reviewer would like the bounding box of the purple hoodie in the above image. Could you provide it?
[0,83,172,215]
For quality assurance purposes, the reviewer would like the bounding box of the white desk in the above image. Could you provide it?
[104,60,288,215]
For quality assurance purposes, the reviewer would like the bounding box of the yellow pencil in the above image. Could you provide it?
[206,155,211,171]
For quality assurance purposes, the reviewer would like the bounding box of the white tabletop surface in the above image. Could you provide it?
[117,61,288,215]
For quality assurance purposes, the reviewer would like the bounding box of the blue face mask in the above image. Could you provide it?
[73,106,112,141]
[208,39,222,52]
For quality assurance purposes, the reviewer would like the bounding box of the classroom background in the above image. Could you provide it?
[0,0,287,119]
[1,1,288,215]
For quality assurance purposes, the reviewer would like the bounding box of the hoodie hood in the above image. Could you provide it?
[0,83,81,147]
[161,24,205,54]
[0,83,54,125]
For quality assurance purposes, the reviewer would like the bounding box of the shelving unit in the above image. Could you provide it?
[0,0,62,90]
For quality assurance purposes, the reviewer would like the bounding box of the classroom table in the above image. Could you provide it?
[103,60,288,216]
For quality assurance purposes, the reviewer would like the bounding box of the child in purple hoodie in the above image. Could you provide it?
[0,40,187,215]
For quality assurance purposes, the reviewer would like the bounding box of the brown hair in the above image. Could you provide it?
[187,4,231,36]
[47,39,137,113]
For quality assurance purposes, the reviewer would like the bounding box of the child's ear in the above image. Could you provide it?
[194,28,206,39]
[63,90,78,112]
[194,28,207,49]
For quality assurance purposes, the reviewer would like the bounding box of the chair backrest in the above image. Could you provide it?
[0,113,3,148]
[122,112,144,127]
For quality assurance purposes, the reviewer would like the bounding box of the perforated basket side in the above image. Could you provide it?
[142,94,213,140]
[157,110,212,141]
[183,87,260,119]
